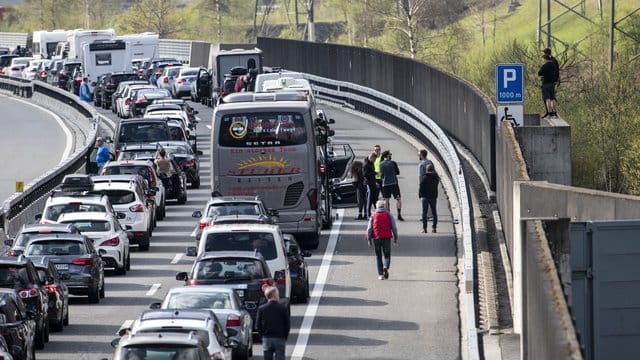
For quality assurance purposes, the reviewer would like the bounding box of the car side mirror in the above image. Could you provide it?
[225,338,240,349]
[147,190,156,197]
[196,150,203,156]
[176,272,188,281]
[117,212,126,220]
[35,214,42,221]
[302,250,312,257]
[149,302,161,309]
[185,247,197,257]
[192,211,202,218]
[328,118,336,124]
[4,239,13,246]
[268,209,279,216]
[110,338,121,348]
[193,110,199,115]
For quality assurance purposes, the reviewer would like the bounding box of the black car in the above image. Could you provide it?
[68,66,83,95]
[34,259,69,332]
[57,60,81,90]
[23,235,105,304]
[111,80,150,114]
[0,257,49,349]
[129,88,172,116]
[157,141,203,188]
[0,288,37,360]
[175,251,274,328]
[159,154,188,204]
[96,71,140,109]
[284,234,312,303]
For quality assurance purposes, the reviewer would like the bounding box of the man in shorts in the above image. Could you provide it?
[538,53,559,117]
[379,150,404,221]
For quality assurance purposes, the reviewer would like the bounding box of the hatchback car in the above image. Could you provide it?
[3,223,82,257]
[123,309,235,360]
[5,57,31,78]
[111,331,212,360]
[91,175,156,251]
[129,88,172,117]
[37,189,117,225]
[57,212,131,275]
[0,257,49,349]
[95,71,140,109]
[100,159,167,221]
[187,224,291,308]
[111,81,150,114]
[21,59,43,80]
[23,235,105,304]
[33,258,69,332]
[190,196,277,241]
[172,67,199,98]
[151,285,253,359]
[157,65,182,92]
[0,288,37,360]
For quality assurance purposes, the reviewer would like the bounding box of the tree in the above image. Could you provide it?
[115,0,185,38]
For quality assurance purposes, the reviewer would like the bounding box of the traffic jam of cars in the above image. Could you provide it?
[0,36,356,359]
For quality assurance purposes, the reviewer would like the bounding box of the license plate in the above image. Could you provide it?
[55,264,69,271]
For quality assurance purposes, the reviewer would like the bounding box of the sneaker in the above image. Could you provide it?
[550,112,558,117]
[383,268,389,279]
[378,275,385,280]
[542,112,550,118]
[422,227,427,233]
[397,215,404,221]
[432,226,437,233]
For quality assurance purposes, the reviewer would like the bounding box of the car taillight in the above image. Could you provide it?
[8,250,21,257]
[259,278,273,296]
[211,352,224,360]
[18,288,38,299]
[226,313,241,327]
[59,71,65,76]
[199,221,208,229]
[44,284,58,294]
[100,236,120,246]
[221,91,228,97]
[74,78,82,84]
[10,66,19,71]
[176,79,184,84]
[274,270,286,285]
[319,164,326,174]
[307,188,318,210]
[180,159,195,167]
[163,77,168,83]
[71,258,93,266]
[40,70,47,76]
[187,279,199,285]
[130,204,145,212]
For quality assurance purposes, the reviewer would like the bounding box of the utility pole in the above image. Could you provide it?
[307,0,314,42]
[609,0,615,71]
[216,0,222,43]
[84,0,90,28]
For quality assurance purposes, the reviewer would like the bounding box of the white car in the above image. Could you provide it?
[124,309,235,360]
[38,192,118,225]
[188,223,292,306]
[21,59,43,80]
[91,175,155,251]
[157,65,182,91]
[57,212,131,275]
[6,57,32,78]
[117,84,154,118]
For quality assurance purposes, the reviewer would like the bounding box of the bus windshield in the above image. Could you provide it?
[219,112,307,147]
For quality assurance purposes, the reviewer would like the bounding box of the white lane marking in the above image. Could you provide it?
[146,283,161,296]
[2,94,73,162]
[171,253,183,264]
[291,209,344,360]
[206,124,212,130]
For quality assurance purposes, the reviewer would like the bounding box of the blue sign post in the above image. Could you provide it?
[496,64,524,103]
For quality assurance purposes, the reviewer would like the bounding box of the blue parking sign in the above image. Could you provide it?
[496,64,524,103]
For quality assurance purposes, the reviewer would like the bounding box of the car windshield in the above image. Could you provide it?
[99,190,136,205]
[119,150,157,161]
[44,203,106,222]
[25,240,86,256]
[164,291,232,310]
[61,220,110,232]
[120,346,201,360]
[203,232,276,260]
[193,258,266,280]
[165,145,190,154]
[206,203,260,218]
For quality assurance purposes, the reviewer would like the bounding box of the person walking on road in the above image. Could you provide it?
[538,49,560,118]
[379,150,404,221]
[350,160,366,220]
[95,137,111,171]
[419,164,440,233]
[367,200,399,280]
[256,286,290,360]
[363,152,379,218]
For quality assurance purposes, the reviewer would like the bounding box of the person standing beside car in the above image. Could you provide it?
[95,137,111,171]
[79,77,92,103]
[256,286,290,360]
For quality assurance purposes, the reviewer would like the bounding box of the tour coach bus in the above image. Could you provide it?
[211,91,322,248]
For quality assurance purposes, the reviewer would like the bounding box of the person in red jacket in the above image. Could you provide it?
[366,200,399,280]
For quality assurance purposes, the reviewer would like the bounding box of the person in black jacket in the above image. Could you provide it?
[363,152,379,218]
[419,164,440,233]
[350,160,366,220]
[538,50,560,118]
[256,286,290,360]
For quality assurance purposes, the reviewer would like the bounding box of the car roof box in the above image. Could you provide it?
[60,173,94,192]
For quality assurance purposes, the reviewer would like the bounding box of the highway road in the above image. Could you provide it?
[15,97,461,359]
[0,94,71,203]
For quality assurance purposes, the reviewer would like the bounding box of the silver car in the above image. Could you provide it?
[172,67,199,98]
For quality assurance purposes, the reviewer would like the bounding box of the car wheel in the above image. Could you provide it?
[157,203,165,220]
[125,251,131,271]
[99,280,105,298]
[115,260,127,275]
[302,279,310,303]
[177,191,187,205]
[139,234,150,251]
[88,285,100,304]
[191,177,200,189]
[52,310,64,332]
[35,323,45,349]
[30,344,36,360]
[63,303,69,326]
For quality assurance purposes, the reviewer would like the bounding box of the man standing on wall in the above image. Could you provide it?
[539,49,560,118]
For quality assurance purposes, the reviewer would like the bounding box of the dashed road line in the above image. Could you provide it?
[171,253,183,264]
[146,283,161,296]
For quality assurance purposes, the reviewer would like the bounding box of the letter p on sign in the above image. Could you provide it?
[496,64,524,103]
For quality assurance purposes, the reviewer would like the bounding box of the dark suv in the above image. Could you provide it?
[95,71,140,109]
[57,60,81,90]
[0,288,37,360]
[110,118,172,153]
[176,251,274,328]
[0,256,49,349]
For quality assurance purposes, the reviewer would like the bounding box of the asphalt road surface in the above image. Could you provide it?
[25,97,461,360]
[0,94,70,204]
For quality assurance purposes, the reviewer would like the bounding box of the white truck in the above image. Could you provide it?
[28,30,68,59]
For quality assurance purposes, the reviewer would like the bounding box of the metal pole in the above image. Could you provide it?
[216,0,222,43]
[546,0,551,48]
[537,0,541,45]
[307,0,315,42]
[609,0,615,70]
[253,0,259,41]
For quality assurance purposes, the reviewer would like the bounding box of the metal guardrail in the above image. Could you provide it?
[304,73,480,360]
[0,76,104,237]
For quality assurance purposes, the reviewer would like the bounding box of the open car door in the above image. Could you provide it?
[324,143,358,208]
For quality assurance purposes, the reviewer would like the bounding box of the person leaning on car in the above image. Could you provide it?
[256,286,290,360]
